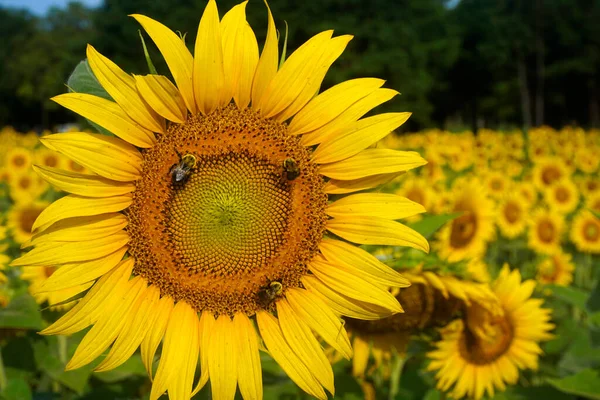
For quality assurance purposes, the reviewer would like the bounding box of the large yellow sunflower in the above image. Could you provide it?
[427,266,554,400]
[570,210,600,254]
[12,2,429,399]
[435,179,495,262]
[527,208,564,255]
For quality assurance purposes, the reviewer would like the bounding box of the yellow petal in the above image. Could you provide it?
[272,35,353,122]
[66,276,146,370]
[11,232,129,266]
[326,216,429,252]
[30,194,131,233]
[40,258,134,335]
[256,311,326,399]
[233,313,262,400]
[257,30,333,118]
[40,132,142,182]
[131,14,197,114]
[323,172,401,194]
[309,257,403,313]
[87,45,165,133]
[134,74,187,123]
[52,93,156,148]
[140,295,174,379]
[288,78,384,135]
[277,299,334,395]
[326,193,425,221]
[33,165,134,198]
[302,275,393,320]
[300,88,398,146]
[251,1,278,108]
[193,0,226,114]
[319,238,410,287]
[207,315,238,400]
[150,301,199,400]
[25,213,127,249]
[318,149,427,180]
[192,311,215,394]
[37,247,127,292]
[95,283,160,372]
[285,288,352,359]
[221,2,259,109]
[312,112,411,164]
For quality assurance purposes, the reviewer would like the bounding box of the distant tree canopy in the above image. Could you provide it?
[0,0,598,132]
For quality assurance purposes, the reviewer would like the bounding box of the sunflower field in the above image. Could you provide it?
[1,1,600,400]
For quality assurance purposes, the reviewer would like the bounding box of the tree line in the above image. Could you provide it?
[0,0,598,132]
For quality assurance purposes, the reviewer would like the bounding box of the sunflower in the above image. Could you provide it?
[483,172,509,201]
[528,208,564,255]
[345,268,497,380]
[11,2,429,399]
[4,147,32,174]
[435,179,495,262]
[395,176,434,220]
[577,175,600,198]
[531,156,570,191]
[586,191,600,214]
[575,147,600,174]
[427,266,554,400]
[0,227,8,284]
[515,181,537,208]
[496,193,528,239]
[8,171,48,204]
[570,210,600,253]
[536,250,574,286]
[6,201,49,244]
[543,178,579,214]
[34,147,66,170]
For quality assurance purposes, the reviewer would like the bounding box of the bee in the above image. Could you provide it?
[257,280,283,309]
[169,149,197,186]
[282,158,300,181]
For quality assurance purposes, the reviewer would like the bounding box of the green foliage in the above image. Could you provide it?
[408,212,461,239]
[547,369,600,399]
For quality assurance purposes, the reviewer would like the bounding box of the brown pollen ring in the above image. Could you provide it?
[126,106,328,316]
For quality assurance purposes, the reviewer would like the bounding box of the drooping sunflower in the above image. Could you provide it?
[536,250,574,287]
[435,179,495,262]
[527,208,564,255]
[12,2,429,399]
[6,201,49,244]
[543,178,579,215]
[344,267,497,380]
[427,266,554,400]
[570,210,600,254]
[496,193,528,239]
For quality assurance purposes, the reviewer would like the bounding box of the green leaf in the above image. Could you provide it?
[408,213,461,239]
[66,60,111,100]
[0,294,43,330]
[1,377,32,400]
[558,330,600,374]
[547,369,600,399]
[548,285,589,310]
[65,60,114,137]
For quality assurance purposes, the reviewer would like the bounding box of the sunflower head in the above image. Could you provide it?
[528,208,564,255]
[497,192,528,239]
[536,250,574,286]
[11,2,429,399]
[543,178,579,214]
[427,265,554,400]
[570,209,600,253]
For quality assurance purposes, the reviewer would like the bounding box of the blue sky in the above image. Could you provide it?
[0,0,101,15]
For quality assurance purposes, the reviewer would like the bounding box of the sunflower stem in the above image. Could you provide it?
[58,335,68,365]
[388,355,405,400]
[0,348,6,392]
